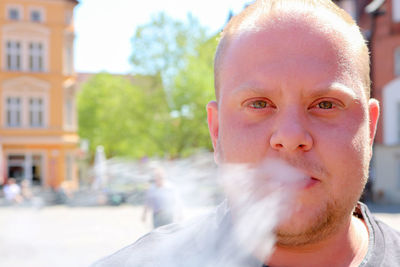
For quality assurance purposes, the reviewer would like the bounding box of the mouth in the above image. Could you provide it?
[304,177,320,189]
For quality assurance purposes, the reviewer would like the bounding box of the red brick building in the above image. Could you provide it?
[335,0,400,144]
[335,0,400,203]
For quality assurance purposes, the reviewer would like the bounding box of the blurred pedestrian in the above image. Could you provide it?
[142,168,178,228]
[3,178,23,204]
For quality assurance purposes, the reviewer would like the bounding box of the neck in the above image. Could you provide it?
[266,215,369,267]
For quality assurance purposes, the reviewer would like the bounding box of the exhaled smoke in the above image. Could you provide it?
[91,154,311,266]
[217,158,309,265]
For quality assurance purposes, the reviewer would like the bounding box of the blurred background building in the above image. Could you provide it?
[0,0,79,190]
[334,0,400,203]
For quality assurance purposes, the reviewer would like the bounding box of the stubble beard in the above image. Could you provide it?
[275,180,366,247]
[276,200,345,247]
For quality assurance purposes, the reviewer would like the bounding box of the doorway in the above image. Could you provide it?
[7,155,25,183]
[7,154,43,185]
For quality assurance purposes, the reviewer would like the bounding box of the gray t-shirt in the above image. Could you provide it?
[92,202,400,267]
[358,203,400,266]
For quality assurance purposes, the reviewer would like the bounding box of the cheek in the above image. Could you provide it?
[316,117,370,196]
[314,105,369,157]
[218,114,270,163]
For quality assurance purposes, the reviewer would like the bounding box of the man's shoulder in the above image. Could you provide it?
[374,216,400,249]
[372,217,400,266]
[91,225,182,267]
[91,206,223,267]
[360,203,400,266]
[362,203,400,243]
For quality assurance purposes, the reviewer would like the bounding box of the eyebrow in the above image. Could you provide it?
[225,81,360,104]
[229,82,280,99]
[308,82,359,100]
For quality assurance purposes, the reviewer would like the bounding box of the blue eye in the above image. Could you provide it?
[250,100,268,109]
[317,101,334,109]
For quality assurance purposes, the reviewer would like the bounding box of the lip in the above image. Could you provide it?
[304,177,320,189]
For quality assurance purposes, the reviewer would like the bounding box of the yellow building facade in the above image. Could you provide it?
[0,0,79,189]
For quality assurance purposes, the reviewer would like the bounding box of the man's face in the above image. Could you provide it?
[207,16,379,246]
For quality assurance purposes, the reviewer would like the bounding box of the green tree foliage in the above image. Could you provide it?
[78,13,218,159]
[131,12,207,90]
[170,35,218,156]
[77,73,170,158]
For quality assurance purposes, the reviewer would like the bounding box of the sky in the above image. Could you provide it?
[74,0,253,74]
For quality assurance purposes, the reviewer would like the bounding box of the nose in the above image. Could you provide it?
[269,110,313,152]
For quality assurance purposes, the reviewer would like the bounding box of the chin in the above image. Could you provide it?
[274,199,345,247]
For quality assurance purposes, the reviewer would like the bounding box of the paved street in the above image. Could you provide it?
[0,205,212,267]
[0,204,399,267]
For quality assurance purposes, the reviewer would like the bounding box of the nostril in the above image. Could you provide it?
[270,131,313,151]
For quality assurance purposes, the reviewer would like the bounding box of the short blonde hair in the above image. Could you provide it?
[214,0,370,100]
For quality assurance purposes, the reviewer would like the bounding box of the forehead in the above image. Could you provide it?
[218,14,362,100]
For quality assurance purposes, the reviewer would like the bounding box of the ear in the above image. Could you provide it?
[207,101,220,163]
[368,98,380,146]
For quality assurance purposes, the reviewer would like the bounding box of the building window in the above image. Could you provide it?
[394,0,400,23]
[6,41,21,71]
[66,97,73,126]
[30,10,42,22]
[397,100,400,142]
[395,47,400,77]
[29,98,44,127]
[397,158,400,189]
[65,44,73,75]
[8,8,20,20]
[29,43,44,72]
[65,154,74,181]
[6,97,22,127]
[65,11,72,25]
